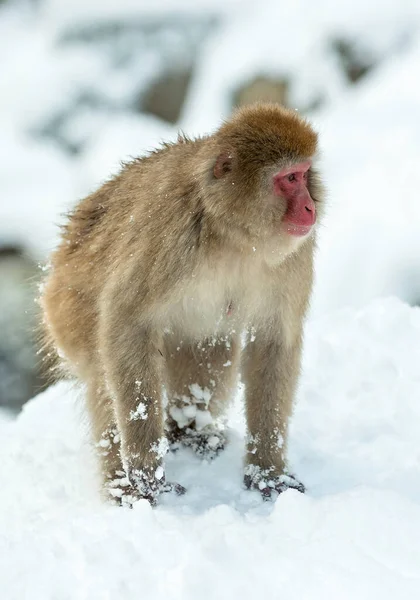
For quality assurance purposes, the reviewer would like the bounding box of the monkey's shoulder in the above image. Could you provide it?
[120,133,207,174]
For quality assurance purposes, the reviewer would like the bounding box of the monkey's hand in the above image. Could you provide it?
[244,465,305,501]
[107,468,186,507]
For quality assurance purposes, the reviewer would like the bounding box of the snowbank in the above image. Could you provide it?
[1,298,420,599]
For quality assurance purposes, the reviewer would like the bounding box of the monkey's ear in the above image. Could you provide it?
[213,152,233,179]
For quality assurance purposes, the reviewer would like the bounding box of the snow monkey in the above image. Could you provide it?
[41,103,324,506]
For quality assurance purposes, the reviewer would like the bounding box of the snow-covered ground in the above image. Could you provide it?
[1,298,420,599]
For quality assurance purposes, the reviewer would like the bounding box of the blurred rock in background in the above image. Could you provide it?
[0,247,45,412]
[233,76,289,109]
[332,37,373,84]
[141,66,193,123]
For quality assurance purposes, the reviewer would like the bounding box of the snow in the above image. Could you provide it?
[42,0,243,27]
[0,130,77,257]
[1,299,420,599]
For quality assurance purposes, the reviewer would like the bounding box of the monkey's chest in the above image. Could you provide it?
[167,272,267,339]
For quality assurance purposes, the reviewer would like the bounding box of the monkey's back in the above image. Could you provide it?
[41,138,207,376]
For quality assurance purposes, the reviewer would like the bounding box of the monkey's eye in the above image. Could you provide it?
[287,173,297,182]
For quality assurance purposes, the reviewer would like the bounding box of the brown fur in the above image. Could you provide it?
[40,102,324,505]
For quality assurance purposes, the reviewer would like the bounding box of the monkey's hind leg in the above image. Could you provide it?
[165,337,240,459]
[86,377,139,506]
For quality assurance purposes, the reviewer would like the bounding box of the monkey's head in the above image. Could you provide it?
[203,103,323,255]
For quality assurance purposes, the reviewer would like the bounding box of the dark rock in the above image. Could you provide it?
[233,76,289,109]
[0,246,46,412]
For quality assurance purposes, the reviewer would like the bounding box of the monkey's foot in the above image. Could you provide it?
[167,424,226,460]
[106,469,186,507]
[244,465,305,501]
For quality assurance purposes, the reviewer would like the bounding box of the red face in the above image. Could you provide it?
[273,160,316,237]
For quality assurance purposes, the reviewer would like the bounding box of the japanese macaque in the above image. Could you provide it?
[41,103,324,506]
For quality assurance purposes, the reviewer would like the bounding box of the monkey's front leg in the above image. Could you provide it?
[100,320,185,506]
[242,336,305,500]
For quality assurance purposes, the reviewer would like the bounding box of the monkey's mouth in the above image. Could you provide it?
[284,223,313,237]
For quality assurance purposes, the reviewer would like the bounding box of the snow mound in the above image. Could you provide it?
[1,298,420,599]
